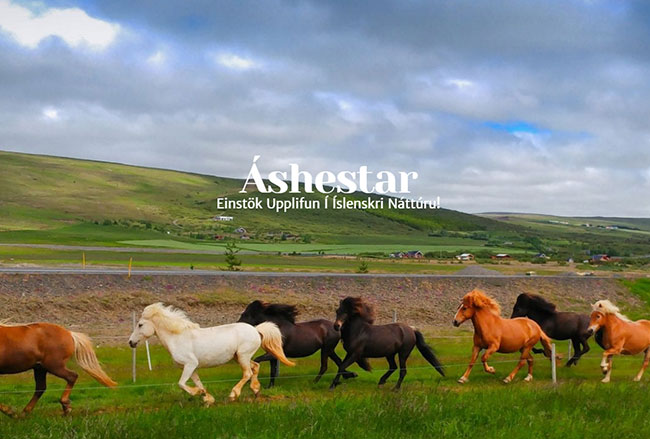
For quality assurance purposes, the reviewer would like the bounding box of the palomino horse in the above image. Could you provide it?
[0,322,116,417]
[238,300,357,387]
[511,293,597,366]
[329,297,444,390]
[587,300,650,383]
[128,303,295,405]
[453,289,554,384]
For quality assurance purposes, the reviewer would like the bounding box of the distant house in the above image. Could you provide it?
[235,227,247,234]
[534,253,549,259]
[214,235,225,240]
[456,253,475,261]
[389,252,404,259]
[405,250,423,259]
[214,215,233,221]
[240,234,251,240]
[591,254,611,263]
[491,253,511,260]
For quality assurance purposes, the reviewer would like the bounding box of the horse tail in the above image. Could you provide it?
[414,330,445,377]
[70,332,117,387]
[538,330,554,358]
[255,322,295,367]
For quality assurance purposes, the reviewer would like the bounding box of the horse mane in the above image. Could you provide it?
[463,289,501,315]
[341,297,375,323]
[523,294,557,314]
[592,300,631,322]
[142,303,200,334]
[261,303,298,323]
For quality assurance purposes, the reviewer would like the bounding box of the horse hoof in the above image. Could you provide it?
[601,377,610,383]
[457,377,467,384]
[503,377,512,384]
[486,367,496,374]
[524,374,533,382]
[634,377,642,382]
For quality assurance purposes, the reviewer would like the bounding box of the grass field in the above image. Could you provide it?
[1,335,650,438]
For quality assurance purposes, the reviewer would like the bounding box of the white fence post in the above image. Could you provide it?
[551,343,557,384]
[393,310,397,322]
[568,340,572,360]
[132,311,137,383]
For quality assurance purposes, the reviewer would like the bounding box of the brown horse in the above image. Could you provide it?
[0,322,116,417]
[587,300,650,383]
[453,289,554,384]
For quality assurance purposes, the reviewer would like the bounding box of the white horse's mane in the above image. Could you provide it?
[142,303,199,334]
[592,300,631,322]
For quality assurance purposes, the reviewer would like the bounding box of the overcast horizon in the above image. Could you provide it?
[1,0,649,217]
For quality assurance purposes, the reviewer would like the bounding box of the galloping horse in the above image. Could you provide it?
[0,322,116,417]
[453,289,554,384]
[238,300,356,387]
[329,297,444,390]
[511,293,596,366]
[128,303,294,405]
[587,300,650,383]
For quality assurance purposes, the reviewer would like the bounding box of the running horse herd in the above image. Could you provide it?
[2,289,650,417]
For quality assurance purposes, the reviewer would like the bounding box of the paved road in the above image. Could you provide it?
[0,267,610,279]
[0,243,224,254]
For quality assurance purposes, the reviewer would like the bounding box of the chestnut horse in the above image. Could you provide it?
[0,322,116,417]
[453,289,554,384]
[587,300,650,383]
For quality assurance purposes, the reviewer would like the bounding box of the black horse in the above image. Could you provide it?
[329,297,445,390]
[510,293,602,366]
[238,300,356,387]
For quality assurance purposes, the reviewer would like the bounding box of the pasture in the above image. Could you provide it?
[1,336,650,438]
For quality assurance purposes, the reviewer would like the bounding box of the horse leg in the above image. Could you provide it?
[249,361,261,396]
[504,347,532,384]
[378,355,397,386]
[326,351,357,380]
[229,357,254,401]
[190,372,214,406]
[602,356,614,383]
[177,362,202,397]
[47,365,78,416]
[330,351,359,390]
[481,345,499,374]
[566,338,581,367]
[267,358,279,388]
[634,348,650,382]
[22,366,47,415]
[458,345,480,384]
[394,351,409,390]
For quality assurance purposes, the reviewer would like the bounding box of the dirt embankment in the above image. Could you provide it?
[0,274,635,342]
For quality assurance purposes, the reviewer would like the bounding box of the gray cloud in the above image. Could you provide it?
[1,0,649,216]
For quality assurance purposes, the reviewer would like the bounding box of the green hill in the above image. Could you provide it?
[1,151,649,259]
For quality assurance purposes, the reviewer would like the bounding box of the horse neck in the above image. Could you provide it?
[341,316,368,340]
[264,315,293,329]
[151,324,182,351]
[603,314,626,335]
[471,308,501,336]
[526,308,551,324]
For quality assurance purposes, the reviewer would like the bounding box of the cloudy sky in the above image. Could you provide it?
[1,0,649,216]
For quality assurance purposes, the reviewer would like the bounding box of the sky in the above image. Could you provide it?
[1,0,649,216]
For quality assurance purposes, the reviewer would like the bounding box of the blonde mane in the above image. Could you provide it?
[463,289,501,315]
[592,300,631,322]
[142,303,200,334]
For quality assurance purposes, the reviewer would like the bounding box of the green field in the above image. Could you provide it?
[2,335,650,438]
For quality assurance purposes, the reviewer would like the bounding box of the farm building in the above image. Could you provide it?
[214,215,233,221]
[456,253,474,261]
[404,250,423,259]
[389,252,404,258]
[491,253,511,260]
[235,227,247,234]
[590,254,611,263]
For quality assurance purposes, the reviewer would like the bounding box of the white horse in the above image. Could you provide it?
[128,303,294,405]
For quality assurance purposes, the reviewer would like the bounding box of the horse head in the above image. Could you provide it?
[453,289,501,327]
[510,294,531,318]
[334,297,374,330]
[238,300,267,325]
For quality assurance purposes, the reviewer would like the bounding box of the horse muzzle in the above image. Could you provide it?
[452,319,460,327]
[333,321,342,331]
[128,340,138,348]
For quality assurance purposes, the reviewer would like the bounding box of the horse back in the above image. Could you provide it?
[0,323,73,373]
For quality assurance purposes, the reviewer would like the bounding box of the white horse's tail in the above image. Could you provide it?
[255,322,295,367]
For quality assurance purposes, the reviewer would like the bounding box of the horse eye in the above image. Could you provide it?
[138,323,143,327]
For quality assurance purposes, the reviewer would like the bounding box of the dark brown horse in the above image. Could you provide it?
[238,300,356,387]
[0,322,116,417]
[329,297,444,390]
[510,293,601,366]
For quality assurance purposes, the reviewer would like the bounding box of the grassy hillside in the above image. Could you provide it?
[0,151,513,247]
